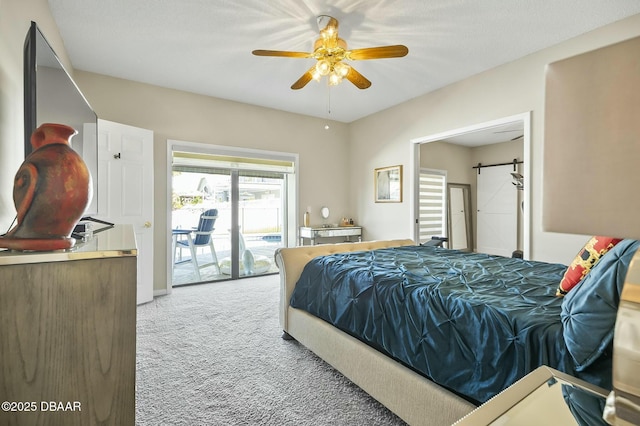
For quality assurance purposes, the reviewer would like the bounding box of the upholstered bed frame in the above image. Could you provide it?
[274,239,476,426]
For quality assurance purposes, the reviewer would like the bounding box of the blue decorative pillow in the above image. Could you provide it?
[561,239,640,371]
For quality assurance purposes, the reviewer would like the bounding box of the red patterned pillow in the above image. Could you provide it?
[556,236,623,297]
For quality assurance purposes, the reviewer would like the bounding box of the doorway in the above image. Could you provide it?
[411,112,531,258]
[167,141,297,287]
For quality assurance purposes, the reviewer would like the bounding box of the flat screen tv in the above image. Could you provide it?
[24,21,99,215]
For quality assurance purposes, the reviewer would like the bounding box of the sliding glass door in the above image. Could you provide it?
[171,169,232,285]
[170,146,295,286]
[235,172,283,277]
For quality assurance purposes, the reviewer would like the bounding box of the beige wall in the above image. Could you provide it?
[472,140,523,166]
[2,2,639,280]
[73,72,351,290]
[420,141,474,185]
[349,13,640,264]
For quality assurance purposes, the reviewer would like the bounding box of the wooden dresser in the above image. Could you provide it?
[0,225,137,426]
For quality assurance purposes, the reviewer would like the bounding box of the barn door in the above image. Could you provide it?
[476,165,517,257]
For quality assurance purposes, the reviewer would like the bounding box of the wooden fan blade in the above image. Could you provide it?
[347,45,409,60]
[345,66,371,89]
[291,67,316,90]
[252,50,311,58]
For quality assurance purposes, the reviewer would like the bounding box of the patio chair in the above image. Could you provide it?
[173,209,220,281]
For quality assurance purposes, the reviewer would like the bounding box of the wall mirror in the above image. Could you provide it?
[24,21,99,215]
[321,206,330,219]
[320,206,330,227]
[447,183,473,251]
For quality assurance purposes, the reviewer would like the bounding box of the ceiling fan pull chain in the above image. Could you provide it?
[324,85,331,130]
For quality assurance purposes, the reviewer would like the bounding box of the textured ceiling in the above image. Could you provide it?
[48,0,640,123]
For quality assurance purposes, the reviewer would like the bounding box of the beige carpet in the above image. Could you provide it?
[136,274,406,425]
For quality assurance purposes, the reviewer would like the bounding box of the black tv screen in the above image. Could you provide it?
[24,21,99,215]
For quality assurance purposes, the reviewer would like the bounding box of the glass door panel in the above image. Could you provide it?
[236,172,283,277]
[171,170,231,285]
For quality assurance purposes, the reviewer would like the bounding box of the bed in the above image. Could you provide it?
[274,238,639,425]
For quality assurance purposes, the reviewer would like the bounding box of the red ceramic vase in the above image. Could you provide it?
[0,123,93,251]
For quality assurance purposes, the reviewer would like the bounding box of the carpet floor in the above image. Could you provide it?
[136,274,406,425]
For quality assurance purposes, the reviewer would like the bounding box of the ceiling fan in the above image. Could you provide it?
[252,15,409,90]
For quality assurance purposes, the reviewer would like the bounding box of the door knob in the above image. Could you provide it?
[144,221,152,228]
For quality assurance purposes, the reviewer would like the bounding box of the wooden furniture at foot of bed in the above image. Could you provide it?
[275,239,476,426]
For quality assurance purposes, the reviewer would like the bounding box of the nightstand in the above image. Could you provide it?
[454,366,609,425]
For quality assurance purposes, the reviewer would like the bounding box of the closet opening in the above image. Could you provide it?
[411,112,531,258]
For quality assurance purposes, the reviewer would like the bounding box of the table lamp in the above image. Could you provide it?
[543,35,640,424]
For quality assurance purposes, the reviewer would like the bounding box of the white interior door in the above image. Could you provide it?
[476,165,517,257]
[97,119,154,305]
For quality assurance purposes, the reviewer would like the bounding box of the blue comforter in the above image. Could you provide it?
[290,246,577,403]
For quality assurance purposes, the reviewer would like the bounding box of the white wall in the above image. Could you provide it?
[349,13,640,264]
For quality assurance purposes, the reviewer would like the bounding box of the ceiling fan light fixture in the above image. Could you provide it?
[334,61,350,77]
[316,59,331,76]
[311,68,322,81]
[328,72,342,86]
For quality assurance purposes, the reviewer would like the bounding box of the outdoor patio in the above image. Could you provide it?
[172,233,281,285]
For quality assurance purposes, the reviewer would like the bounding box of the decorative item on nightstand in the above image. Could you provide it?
[340,217,355,227]
[303,207,311,227]
[0,123,92,251]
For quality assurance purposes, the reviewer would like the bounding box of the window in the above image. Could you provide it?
[418,169,447,244]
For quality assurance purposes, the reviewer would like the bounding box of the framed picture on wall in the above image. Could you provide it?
[375,165,403,203]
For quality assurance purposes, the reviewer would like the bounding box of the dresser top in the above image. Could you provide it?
[0,224,137,265]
